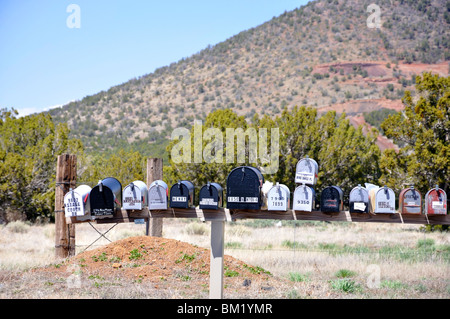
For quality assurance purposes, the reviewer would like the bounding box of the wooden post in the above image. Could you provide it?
[146,158,163,237]
[54,154,77,259]
[209,220,225,299]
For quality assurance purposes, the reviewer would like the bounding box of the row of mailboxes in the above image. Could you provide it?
[64,172,448,217]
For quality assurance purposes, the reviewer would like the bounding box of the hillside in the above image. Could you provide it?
[48,0,450,157]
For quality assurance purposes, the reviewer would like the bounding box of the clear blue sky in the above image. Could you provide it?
[0,0,309,117]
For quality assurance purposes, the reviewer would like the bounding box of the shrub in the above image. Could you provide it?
[5,221,30,233]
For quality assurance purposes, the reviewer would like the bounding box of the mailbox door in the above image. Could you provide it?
[400,188,422,214]
[64,191,84,217]
[321,186,342,213]
[295,157,318,185]
[123,184,143,210]
[226,166,264,209]
[375,187,396,214]
[293,185,315,212]
[148,185,168,210]
[267,184,290,211]
[425,189,447,215]
[90,186,115,217]
[349,186,369,213]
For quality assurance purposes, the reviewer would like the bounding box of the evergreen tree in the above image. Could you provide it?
[0,108,83,222]
[380,72,449,194]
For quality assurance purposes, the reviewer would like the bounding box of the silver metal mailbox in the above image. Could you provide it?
[399,186,422,214]
[295,156,318,185]
[148,180,169,210]
[349,184,369,213]
[64,185,92,217]
[293,184,315,212]
[122,180,148,210]
[267,183,290,211]
[370,186,396,214]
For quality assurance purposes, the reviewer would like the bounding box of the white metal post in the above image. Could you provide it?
[209,220,225,299]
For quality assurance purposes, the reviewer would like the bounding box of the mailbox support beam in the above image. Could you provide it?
[209,220,225,299]
[146,158,163,237]
[54,154,77,259]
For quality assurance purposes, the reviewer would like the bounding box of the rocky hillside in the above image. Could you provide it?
[48,0,450,157]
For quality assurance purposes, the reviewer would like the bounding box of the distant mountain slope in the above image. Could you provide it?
[48,0,449,156]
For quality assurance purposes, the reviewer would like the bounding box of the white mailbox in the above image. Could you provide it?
[64,185,92,217]
[293,184,316,212]
[122,180,148,210]
[148,180,169,210]
[267,183,290,211]
[370,186,396,214]
[295,156,318,185]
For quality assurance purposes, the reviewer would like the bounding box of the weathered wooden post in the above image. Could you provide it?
[54,154,77,258]
[146,158,163,237]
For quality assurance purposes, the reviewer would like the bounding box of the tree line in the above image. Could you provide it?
[0,73,448,223]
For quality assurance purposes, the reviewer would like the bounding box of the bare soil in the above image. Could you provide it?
[22,235,291,299]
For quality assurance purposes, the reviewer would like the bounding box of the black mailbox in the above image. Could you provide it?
[170,180,194,209]
[320,186,343,213]
[199,182,223,210]
[90,177,122,217]
[349,184,369,213]
[226,166,264,210]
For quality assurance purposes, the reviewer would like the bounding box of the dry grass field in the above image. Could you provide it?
[0,219,449,299]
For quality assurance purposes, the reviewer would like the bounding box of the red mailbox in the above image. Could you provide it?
[424,186,447,215]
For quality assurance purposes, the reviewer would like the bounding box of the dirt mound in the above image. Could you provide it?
[33,236,287,297]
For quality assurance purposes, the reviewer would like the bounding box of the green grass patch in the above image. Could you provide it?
[224,269,240,277]
[335,269,357,278]
[243,264,272,276]
[288,272,310,282]
[381,280,408,290]
[282,240,307,249]
[129,248,144,260]
[175,252,196,264]
[225,242,243,249]
[329,279,360,293]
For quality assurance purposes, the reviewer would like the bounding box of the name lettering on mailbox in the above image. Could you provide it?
[295,172,314,183]
[93,208,113,215]
[228,196,259,203]
[172,196,187,202]
[123,197,141,206]
[199,198,218,206]
[378,201,393,209]
[65,197,81,214]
